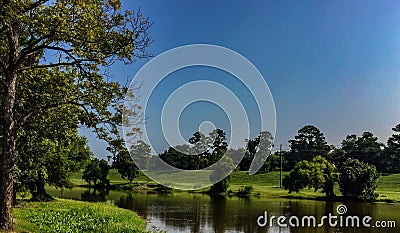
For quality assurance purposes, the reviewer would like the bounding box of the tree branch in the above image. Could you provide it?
[18,60,90,71]
[23,0,50,13]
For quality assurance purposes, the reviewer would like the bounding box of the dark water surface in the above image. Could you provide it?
[47,187,399,233]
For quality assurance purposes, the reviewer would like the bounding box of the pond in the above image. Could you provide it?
[47,187,399,233]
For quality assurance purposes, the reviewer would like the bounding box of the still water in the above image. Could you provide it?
[47,187,399,233]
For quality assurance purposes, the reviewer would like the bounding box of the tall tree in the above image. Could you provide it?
[239,131,273,172]
[341,132,383,169]
[287,125,330,169]
[384,124,400,172]
[114,140,150,183]
[0,0,151,229]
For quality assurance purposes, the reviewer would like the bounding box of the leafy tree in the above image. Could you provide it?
[114,141,150,183]
[160,129,230,170]
[341,132,383,170]
[209,154,235,194]
[16,133,92,201]
[0,0,151,229]
[239,131,273,171]
[283,156,336,197]
[159,145,194,170]
[383,124,400,172]
[13,88,92,201]
[264,153,280,172]
[338,158,380,201]
[82,158,110,187]
[327,147,346,167]
[287,125,330,169]
[189,131,209,169]
[113,150,138,184]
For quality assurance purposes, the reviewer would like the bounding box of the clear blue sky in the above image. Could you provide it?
[82,0,400,158]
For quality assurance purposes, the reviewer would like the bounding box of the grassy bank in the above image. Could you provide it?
[12,198,147,233]
[70,169,400,202]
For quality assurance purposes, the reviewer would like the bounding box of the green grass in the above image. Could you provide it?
[13,198,147,233]
[376,173,400,202]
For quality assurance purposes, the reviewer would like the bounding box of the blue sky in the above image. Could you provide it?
[83,0,400,158]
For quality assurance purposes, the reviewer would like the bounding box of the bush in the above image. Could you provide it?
[339,158,380,201]
[238,186,253,195]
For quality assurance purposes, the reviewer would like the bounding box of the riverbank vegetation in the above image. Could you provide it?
[12,199,147,233]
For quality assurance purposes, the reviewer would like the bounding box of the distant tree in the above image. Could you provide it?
[113,150,138,184]
[226,147,246,166]
[286,125,330,169]
[129,140,151,170]
[283,156,336,197]
[339,158,380,201]
[159,145,194,170]
[264,153,280,172]
[83,158,110,187]
[239,131,274,171]
[114,140,151,183]
[207,129,229,165]
[383,124,400,173]
[209,154,235,194]
[328,147,346,167]
[341,132,383,169]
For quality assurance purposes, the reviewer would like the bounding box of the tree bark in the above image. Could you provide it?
[0,21,19,229]
[0,71,18,231]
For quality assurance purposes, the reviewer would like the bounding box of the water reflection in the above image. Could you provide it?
[47,187,399,233]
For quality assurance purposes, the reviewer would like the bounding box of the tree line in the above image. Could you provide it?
[152,124,400,174]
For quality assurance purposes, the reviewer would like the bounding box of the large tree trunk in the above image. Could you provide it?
[32,174,53,202]
[0,10,19,229]
[0,71,17,231]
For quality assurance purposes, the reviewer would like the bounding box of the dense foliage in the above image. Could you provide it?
[339,158,380,201]
[82,158,110,188]
[282,156,335,197]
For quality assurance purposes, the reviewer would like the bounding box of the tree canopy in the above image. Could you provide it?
[286,125,330,169]
[282,155,335,197]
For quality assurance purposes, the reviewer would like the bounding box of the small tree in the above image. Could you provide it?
[114,150,139,184]
[82,158,110,188]
[209,153,235,194]
[339,158,380,201]
[283,156,335,197]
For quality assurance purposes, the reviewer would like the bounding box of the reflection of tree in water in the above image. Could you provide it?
[117,193,148,218]
[190,198,202,233]
[211,196,227,233]
[81,188,109,202]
